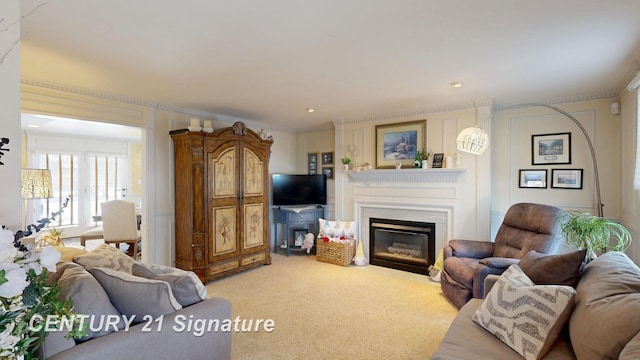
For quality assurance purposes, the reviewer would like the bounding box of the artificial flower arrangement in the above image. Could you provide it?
[1,198,85,359]
[321,235,355,243]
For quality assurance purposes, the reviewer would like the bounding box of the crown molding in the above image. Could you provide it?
[492,92,619,111]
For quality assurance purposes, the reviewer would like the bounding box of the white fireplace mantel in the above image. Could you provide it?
[347,168,465,184]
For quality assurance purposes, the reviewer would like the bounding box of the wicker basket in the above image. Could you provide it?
[316,239,356,266]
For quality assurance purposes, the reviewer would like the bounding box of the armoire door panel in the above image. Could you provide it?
[243,203,264,250]
[210,206,238,260]
[210,147,237,199]
[243,147,264,197]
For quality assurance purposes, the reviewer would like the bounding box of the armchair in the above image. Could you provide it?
[441,203,566,309]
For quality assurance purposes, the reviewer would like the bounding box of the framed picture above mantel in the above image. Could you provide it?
[375,119,427,169]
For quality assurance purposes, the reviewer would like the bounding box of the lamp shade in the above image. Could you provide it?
[456,126,489,155]
[21,168,53,199]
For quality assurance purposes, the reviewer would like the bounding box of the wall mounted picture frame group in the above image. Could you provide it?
[375,120,427,169]
[519,169,548,188]
[551,169,583,189]
[308,152,317,175]
[532,132,571,165]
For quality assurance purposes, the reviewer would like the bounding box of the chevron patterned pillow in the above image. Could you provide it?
[472,264,576,360]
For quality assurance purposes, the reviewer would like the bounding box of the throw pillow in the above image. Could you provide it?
[92,267,182,321]
[132,262,208,307]
[318,218,342,237]
[518,249,586,288]
[73,243,135,273]
[56,262,124,342]
[472,264,576,360]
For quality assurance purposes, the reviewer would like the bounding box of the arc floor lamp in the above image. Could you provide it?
[456,103,604,218]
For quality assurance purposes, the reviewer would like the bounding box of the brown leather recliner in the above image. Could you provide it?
[441,203,566,309]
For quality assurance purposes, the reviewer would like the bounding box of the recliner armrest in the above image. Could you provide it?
[445,239,495,259]
[478,257,520,269]
[483,274,501,296]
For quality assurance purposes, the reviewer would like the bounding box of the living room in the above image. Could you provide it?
[2,1,640,359]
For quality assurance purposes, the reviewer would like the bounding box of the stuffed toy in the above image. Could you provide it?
[302,233,315,253]
[353,239,367,266]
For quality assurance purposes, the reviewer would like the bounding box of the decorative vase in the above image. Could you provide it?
[421,160,429,169]
[342,164,350,171]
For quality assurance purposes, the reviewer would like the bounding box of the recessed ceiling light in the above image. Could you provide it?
[27,124,40,128]
[450,81,463,88]
[306,108,315,113]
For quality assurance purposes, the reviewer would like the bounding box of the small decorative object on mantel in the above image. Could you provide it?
[0,137,10,165]
[432,153,444,168]
[341,157,351,171]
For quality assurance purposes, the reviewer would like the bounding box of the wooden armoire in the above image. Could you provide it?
[170,121,272,282]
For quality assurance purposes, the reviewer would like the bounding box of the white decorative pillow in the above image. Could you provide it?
[132,262,208,307]
[341,220,357,239]
[472,264,576,360]
[92,267,182,321]
[73,244,135,273]
[318,218,357,238]
[318,218,341,237]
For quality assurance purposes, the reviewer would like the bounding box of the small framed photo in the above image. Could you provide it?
[551,169,583,189]
[322,167,334,179]
[431,153,444,168]
[292,229,307,247]
[532,132,571,165]
[519,169,547,188]
[321,152,334,165]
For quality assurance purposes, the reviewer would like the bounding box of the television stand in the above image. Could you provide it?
[273,206,326,256]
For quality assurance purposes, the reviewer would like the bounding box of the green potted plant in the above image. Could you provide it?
[415,149,432,168]
[559,211,632,260]
[341,156,351,170]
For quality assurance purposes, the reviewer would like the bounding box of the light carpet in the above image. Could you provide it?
[205,253,458,360]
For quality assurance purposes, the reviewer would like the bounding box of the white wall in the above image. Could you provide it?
[0,0,24,231]
[621,89,639,263]
[332,105,491,242]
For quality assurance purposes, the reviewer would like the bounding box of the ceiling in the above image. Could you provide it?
[19,0,640,134]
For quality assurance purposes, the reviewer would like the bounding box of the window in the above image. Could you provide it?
[32,153,79,227]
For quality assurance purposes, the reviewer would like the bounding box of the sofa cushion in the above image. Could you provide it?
[92,267,182,321]
[73,243,135,273]
[569,251,640,359]
[55,261,123,342]
[620,331,640,359]
[518,249,586,287]
[132,262,208,307]
[472,264,576,360]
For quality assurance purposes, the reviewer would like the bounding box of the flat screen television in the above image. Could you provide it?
[271,174,327,206]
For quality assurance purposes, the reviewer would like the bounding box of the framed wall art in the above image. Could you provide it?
[375,119,426,169]
[519,169,548,188]
[308,152,318,175]
[321,152,334,165]
[551,169,583,189]
[322,166,334,179]
[531,132,571,165]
